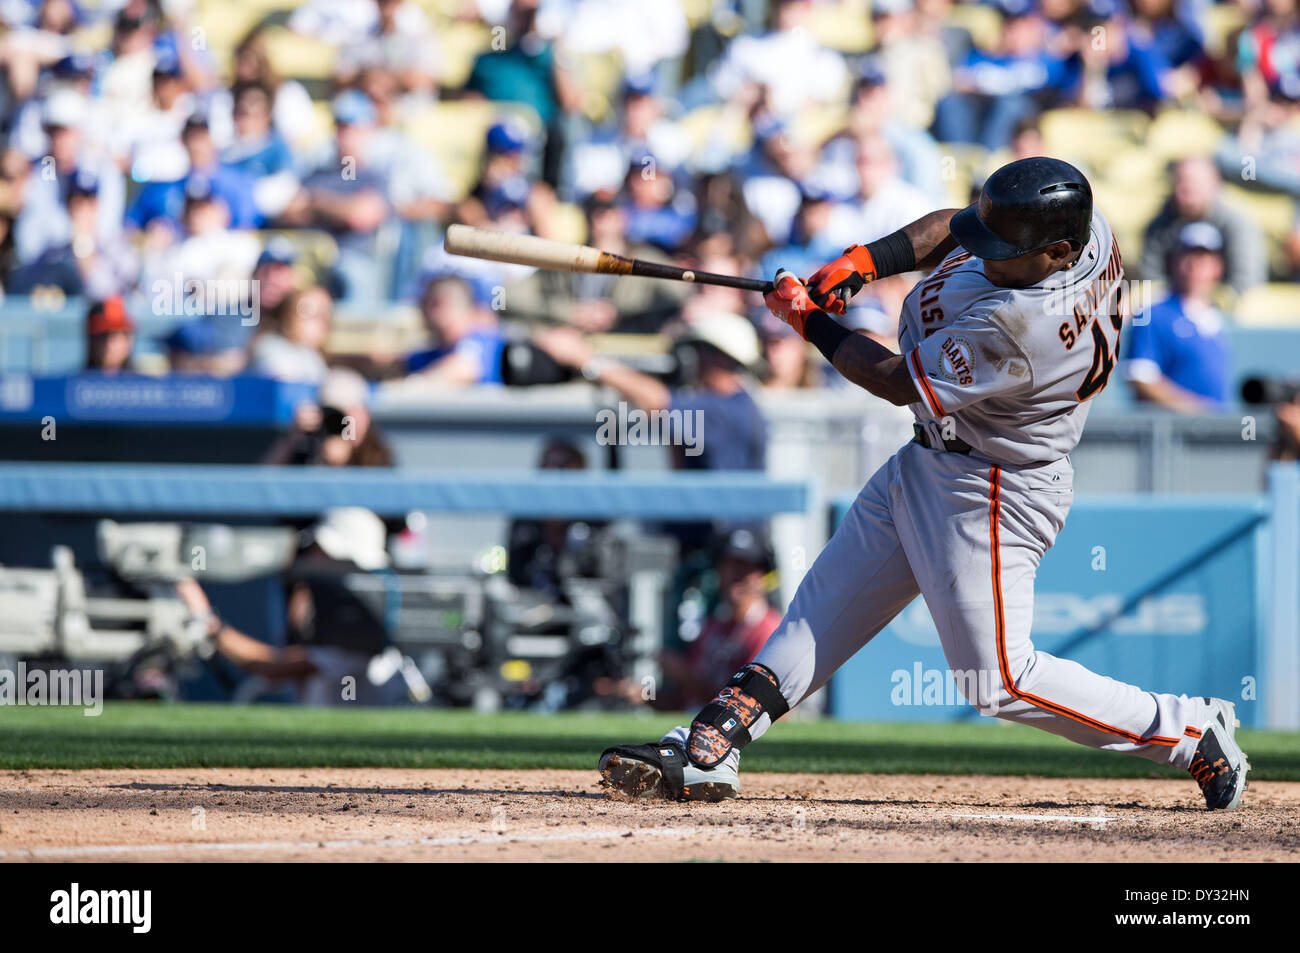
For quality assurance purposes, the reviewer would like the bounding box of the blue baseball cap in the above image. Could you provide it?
[69,168,99,196]
[990,0,1036,18]
[856,56,888,88]
[486,119,529,154]
[153,45,182,78]
[1176,221,1224,254]
[753,115,788,144]
[622,70,656,98]
[52,52,95,79]
[164,320,222,355]
[332,89,377,127]
[256,237,299,268]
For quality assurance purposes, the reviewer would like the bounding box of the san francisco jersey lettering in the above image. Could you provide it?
[899,210,1125,465]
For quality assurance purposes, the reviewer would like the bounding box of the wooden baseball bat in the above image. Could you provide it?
[444,224,773,293]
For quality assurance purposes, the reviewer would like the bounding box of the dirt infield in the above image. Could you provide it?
[1,768,1297,862]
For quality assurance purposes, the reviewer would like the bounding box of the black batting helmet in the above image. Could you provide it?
[950,157,1093,261]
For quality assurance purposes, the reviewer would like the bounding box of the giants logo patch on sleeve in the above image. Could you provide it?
[939,336,975,386]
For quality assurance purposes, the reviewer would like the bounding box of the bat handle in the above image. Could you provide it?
[628,259,773,294]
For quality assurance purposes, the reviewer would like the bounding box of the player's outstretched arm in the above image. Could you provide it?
[765,272,918,406]
[827,334,918,406]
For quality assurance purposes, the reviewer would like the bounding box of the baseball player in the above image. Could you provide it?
[599,157,1249,811]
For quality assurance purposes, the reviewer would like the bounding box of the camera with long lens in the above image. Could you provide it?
[499,342,578,386]
[1240,377,1300,405]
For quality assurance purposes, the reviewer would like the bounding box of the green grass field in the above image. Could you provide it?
[2,703,1299,779]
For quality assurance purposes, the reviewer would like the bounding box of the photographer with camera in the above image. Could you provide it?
[176,507,406,706]
[262,366,395,468]
[1242,376,1300,462]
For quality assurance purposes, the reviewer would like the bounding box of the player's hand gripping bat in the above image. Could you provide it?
[444,224,773,294]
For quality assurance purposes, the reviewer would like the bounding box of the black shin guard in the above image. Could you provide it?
[687,663,790,768]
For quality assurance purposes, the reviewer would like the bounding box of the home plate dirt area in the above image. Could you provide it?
[1,769,1297,862]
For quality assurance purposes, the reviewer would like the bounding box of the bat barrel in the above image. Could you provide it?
[444,224,602,273]
[444,223,773,293]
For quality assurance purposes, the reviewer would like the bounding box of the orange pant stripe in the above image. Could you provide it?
[989,466,1180,747]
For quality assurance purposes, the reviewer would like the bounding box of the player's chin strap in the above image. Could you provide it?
[687,662,790,768]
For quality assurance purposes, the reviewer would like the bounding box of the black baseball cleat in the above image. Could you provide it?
[598,728,740,802]
[1189,698,1249,811]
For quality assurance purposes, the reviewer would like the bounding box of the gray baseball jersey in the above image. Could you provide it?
[899,209,1126,465]
[725,207,1212,776]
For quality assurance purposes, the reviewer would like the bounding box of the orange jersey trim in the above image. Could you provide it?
[988,466,1180,748]
[909,348,946,417]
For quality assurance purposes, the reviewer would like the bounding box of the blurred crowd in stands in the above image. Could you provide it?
[4,0,1300,425]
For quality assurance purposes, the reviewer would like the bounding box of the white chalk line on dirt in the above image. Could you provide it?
[0,825,740,859]
[949,813,1125,823]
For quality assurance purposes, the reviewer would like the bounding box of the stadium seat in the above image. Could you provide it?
[571,50,626,122]
[1222,185,1296,241]
[257,228,340,276]
[193,2,274,60]
[259,25,338,81]
[1102,147,1168,191]
[1144,109,1227,161]
[1039,109,1150,173]
[1203,3,1248,58]
[809,1,875,53]
[678,104,753,159]
[1091,181,1168,263]
[1222,184,1297,276]
[404,102,542,201]
[328,303,424,359]
[1232,283,1300,328]
[544,202,588,245]
[936,142,988,207]
[433,19,493,89]
[680,0,717,29]
[791,102,850,150]
[944,2,1005,51]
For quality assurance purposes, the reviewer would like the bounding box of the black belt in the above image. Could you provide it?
[913,423,973,455]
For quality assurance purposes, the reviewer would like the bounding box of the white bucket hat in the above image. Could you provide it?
[681,311,762,370]
[310,507,389,570]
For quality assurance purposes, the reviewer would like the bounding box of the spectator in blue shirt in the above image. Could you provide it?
[221,81,298,217]
[281,91,392,302]
[620,153,697,253]
[1124,222,1233,413]
[126,114,260,231]
[1075,10,1169,111]
[403,274,505,385]
[934,1,1075,149]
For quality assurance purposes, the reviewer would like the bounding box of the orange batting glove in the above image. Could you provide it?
[807,244,877,315]
[764,269,818,338]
